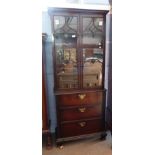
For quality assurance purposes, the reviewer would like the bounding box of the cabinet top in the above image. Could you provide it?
[48,7,109,16]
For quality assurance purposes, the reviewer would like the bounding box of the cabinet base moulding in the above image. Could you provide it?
[56,132,107,143]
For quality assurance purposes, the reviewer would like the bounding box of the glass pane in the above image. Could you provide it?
[54,16,78,89]
[83,48,103,88]
[55,47,78,89]
[54,33,77,46]
[54,16,78,46]
[82,17,103,46]
[54,16,77,34]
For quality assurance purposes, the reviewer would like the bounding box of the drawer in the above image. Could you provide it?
[57,92,103,106]
[60,118,103,137]
[60,104,102,121]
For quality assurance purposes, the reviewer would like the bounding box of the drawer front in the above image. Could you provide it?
[60,119,103,137]
[60,104,102,121]
[57,92,103,106]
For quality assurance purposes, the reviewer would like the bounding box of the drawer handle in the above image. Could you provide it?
[79,122,86,127]
[78,107,86,113]
[78,94,86,100]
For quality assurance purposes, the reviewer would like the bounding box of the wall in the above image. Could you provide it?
[42,12,56,132]
[105,10,112,130]
[42,2,111,133]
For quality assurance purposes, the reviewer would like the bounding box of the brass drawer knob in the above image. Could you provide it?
[78,107,86,113]
[78,94,86,100]
[79,122,86,127]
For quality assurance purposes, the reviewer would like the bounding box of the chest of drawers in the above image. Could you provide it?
[55,91,106,143]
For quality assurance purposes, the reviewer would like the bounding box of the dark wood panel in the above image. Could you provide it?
[80,92,103,104]
[57,92,103,106]
[48,8,109,15]
[60,119,103,137]
[54,89,104,95]
[60,104,102,121]
[80,44,103,48]
[42,33,48,131]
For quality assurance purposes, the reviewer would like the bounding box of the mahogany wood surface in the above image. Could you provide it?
[57,92,103,106]
[59,104,102,121]
[60,118,103,137]
[42,33,48,131]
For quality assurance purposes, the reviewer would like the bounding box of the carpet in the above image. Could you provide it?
[42,131,112,155]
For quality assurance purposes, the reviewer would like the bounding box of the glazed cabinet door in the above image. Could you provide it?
[53,15,80,90]
[81,16,104,46]
[81,15,105,89]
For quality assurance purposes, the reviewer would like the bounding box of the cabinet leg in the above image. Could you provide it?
[100,132,107,140]
[56,142,64,149]
[46,132,52,149]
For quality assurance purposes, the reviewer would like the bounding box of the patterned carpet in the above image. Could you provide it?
[42,131,112,155]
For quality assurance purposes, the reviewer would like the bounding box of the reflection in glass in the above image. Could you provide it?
[55,33,77,46]
[82,17,103,45]
[54,16,77,46]
[56,47,78,89]
[54,16,77,33]
[54,15,78,89]
[83,48,103,88]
